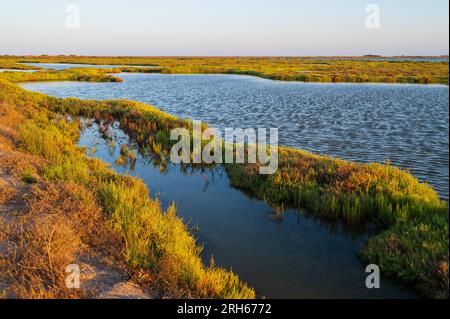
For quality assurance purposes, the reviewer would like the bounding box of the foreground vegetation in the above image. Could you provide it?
[0,67,448,298]
[0,55,448,84]
[0,78,254,299]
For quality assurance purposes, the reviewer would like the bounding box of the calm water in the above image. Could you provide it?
[0,69,36,72]
[78,122,415,299]
[21,73,449,199]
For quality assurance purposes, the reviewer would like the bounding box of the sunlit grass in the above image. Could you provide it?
[0,68,123,83]
[2,79,255,299]
[1,66,448,298]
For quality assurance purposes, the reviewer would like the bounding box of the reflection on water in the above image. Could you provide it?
[359,57,449,62]
[21,72,449,199]
[78,121,416,299]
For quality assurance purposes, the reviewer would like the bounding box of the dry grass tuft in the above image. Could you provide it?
[0,181,123,299]
[0,152,43,180]
[1,213,84,299]
[27,181,123,258]
[0,180,15,205]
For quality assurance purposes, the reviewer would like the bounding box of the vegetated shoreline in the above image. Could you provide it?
[0,55,448,84]
[0,68,448,299]
[0,77,255,299]
[2,66,449,89]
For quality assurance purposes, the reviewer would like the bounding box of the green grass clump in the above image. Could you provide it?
[226,147,447,226]
[225,147,448,298]
[360,212,449,299]
[21,168,37,184]
[0,60,42,70]
[18,114,80,161]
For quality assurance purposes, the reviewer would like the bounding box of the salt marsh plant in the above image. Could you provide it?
[0,65,448,298]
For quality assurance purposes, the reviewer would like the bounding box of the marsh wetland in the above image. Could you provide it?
[21,72,449,199]
[75,121,416,298]
[15,64,449,298]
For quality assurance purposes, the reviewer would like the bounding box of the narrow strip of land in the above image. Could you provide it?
[0,56,448,84]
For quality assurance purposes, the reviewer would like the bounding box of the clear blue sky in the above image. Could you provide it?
[1,0,448,56]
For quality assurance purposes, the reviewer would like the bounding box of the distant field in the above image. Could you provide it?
[0,55,448,84]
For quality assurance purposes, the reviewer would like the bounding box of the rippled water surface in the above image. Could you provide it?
[21,73,449,198]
